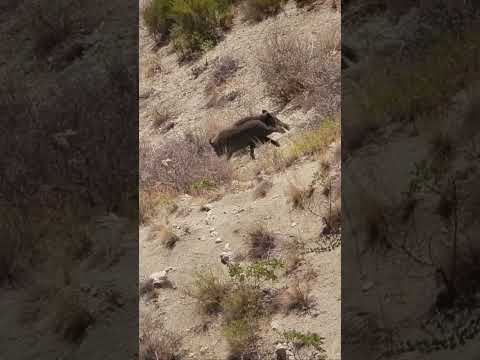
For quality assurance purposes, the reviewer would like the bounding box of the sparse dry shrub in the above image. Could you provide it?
[282,276,315,313]
[223,319,259,356]
[212,55,239,85]
[189,269,230,315]
[322,199,341,235]
[253,180,273,199]
[51,287,94,342]
[253,146,294,175]
[140,136,232,195]
[257,26,340,112]
[140,313,184,360]
[242,0,287,22]
[149,223,180,248]
[247,226,277,259]
[142,56,162,78]
[222,285,264,323]
[139,278,156,300]
[284,238,305,275]
[287,182,310,210]
[152,107,174,129]
[139,188,176,224]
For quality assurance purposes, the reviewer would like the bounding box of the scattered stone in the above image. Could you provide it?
[271,320,280,330]
[149,267,174,288]
[215,237,222,243]
[161,158,172,167]
[291,222,297,227]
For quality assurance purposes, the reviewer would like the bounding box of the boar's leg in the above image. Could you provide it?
[249,144,256,159]
[268,139,280,147]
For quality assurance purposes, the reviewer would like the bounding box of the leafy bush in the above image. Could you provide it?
[189,270,230,314]
[222,319,259,354]
[227,258,284,286]
[143,0,233,59]
[242,0,287,22]
[142,0,175,44]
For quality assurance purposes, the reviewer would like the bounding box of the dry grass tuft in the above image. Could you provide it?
[247,226,277,259]
[150,223,180,249]
[322,199,341,235]
[139,278,156,301]
[189,269,230,315]
[222,285,264,323]
[140,137,232,195]
[212,56,239,85]
[287,182,314,210]
[140,313,184,360]
[284,238,305,275]
[152,107,174,129]
[253,180,273,199]
[281,276,315,313]
[139,188,176,225]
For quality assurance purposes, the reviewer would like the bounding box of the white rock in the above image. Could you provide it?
[291,222,297,227]
[215,237,222,243]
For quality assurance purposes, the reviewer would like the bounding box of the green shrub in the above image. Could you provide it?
[189,270,230,314]
[242,0,286,22]
[190,178,216,194]
[170,0,233,60]
[222,285,263,322]
[222,319,259,354]
[142,0,175,44]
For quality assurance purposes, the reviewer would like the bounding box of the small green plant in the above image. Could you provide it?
[285,117,340,159]
[227,258,284,286]
[189,270,230,314]
[190,178,215,193]
[222,285,263,322]
[170,0,233,60]
[142,0,175,44]
[222,319,259,354]
[276,329,326,360]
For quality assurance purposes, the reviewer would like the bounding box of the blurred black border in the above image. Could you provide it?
[1,0,139,358]
[342,1,480,359]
